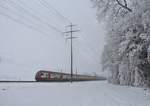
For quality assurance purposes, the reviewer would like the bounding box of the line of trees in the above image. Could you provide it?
[92,0,150,87]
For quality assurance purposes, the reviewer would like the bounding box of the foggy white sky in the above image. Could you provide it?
[0,0,105,80]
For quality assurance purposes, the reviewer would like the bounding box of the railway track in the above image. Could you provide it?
[0,78,106,83]
[0,81,37,83]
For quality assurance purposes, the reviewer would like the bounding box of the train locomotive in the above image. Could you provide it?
[35,70,103,82]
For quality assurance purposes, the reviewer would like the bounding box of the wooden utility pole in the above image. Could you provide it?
[65,23,79,82]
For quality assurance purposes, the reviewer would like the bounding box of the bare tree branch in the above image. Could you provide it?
[116,0,132,12]
[116,7,122,17]
[124,0,127,7]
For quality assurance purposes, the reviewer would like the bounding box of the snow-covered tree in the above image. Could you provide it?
[92,0,150,87]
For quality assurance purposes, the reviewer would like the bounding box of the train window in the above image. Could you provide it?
[40,73,44,76]
[40,72,49,78]
[51,73,60,79]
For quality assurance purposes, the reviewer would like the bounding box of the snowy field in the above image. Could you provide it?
[0,81,150,106]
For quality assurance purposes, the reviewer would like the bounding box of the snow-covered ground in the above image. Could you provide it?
[0,81,150,106]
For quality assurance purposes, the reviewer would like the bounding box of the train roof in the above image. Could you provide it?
[37,70,96,77]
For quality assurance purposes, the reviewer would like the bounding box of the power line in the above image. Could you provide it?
[0,0,52,35]
[38,0,71,24]
[2,0,63,34]
[0,10,49,36]
[29,0,67,27]
[79,37,101,64]
[16,0,63,34]
[1,0,100,63]
[37,0,101,64]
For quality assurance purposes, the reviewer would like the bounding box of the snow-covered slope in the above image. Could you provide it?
[0,81,149,106]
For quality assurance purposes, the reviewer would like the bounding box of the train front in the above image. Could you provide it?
[35,71,51,81]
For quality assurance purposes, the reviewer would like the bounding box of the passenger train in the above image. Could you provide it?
[35,70,104,82]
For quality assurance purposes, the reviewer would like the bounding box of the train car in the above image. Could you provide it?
[35,70,103,82]
[36,70,66,81]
